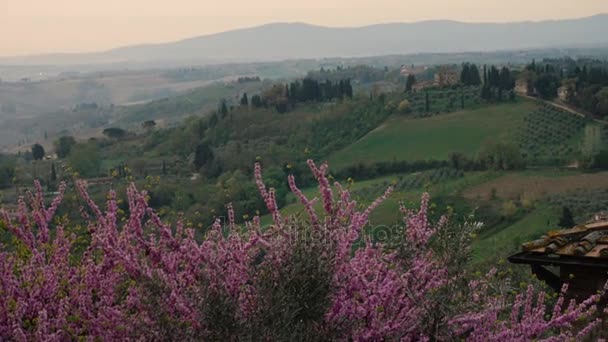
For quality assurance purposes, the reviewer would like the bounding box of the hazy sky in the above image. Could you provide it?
[2,0,607,56]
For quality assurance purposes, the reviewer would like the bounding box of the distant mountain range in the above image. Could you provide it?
[2,14,608,66]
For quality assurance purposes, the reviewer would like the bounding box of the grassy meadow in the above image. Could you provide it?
[329,100,537,167]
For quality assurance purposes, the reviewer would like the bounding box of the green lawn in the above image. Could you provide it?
[328,100,537,168]
[472,205,558,262]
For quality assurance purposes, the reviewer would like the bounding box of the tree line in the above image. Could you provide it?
[480,65,515,101]
[520,58,608,118]
[240,78,354,113]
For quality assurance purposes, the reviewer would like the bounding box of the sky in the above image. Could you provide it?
[1,0,608,57]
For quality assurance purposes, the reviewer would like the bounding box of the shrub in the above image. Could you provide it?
[0,162,604,340]
[501,200,518,219]
[397,99,411,114]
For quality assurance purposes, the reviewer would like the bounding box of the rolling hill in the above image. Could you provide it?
[2,15,608,66]
[328,100,538,168]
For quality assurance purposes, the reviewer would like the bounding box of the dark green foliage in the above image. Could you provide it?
[237,76,261,83]
[50,163,57,182]
[193,142,214,171]
[558,206,575,228]
[262,167,289,208]
[102,127,127,139]
[54,136,77,158]
[142,120,156,130]
[595,87,608,117]
[526,58,608,118]
[251,241,332,341]
[499,67,514,91]
[240,93,249,106]
[593,149,608,169]
[534,74,560,99]
[219,100,229,118]
[67,142,102,177]
[461,92,465,109]
[405,74,417,92]
[469,64,481,86]
[307,64,393,84]
[576,85,601,114]
[0,155,15,189]
[208,113,219,128]
[263,84,288,113]
[483,64,488,84]
[251,95,263,108]
[480,65,514,101]
[147,183,178,208]
[31,144,45,161]
[284,78,352,105]
[253,78,355,113]
[449,152,482,171]
[460,63,481,86]
[478,142,525,170]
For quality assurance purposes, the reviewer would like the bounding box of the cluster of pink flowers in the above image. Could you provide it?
[0,161,604,340]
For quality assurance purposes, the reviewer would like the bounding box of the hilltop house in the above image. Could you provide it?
[400,65,428,77]
[400,66,412,77]
[509,217,608,299]
[412,80,435,92]
[515,79,535,96]
[557,83,576,102]
[433,67,459,88]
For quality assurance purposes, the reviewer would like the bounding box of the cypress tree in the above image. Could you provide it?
[345,79,353,98]
[219,100,228,118]
[32,144,45,161]
[50,163,57,182]
[405,74,417,92]
[558,207,575,228]
[470,64,481,86]
[461,92,465,109]
[461,64,470,85]
[240,93,249,106]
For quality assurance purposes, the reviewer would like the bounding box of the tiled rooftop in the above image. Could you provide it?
[521,219,608,258]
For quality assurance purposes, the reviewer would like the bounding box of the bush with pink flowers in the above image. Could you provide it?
[0,161,604,340]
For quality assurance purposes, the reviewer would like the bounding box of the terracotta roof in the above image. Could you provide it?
[520,220,608,258]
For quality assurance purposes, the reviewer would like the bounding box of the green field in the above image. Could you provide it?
[260,165,608,265]
[329,100,537,168]
[261,171,499,226]
[472,205,557,262]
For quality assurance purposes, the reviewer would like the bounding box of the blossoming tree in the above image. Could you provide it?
[0,161,604,340]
